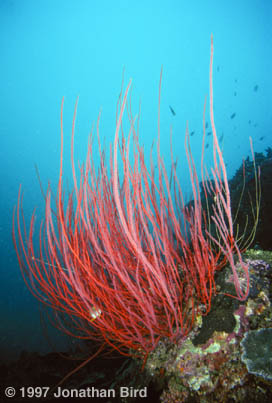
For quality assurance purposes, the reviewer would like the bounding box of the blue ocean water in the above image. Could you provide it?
[0,0,271,361]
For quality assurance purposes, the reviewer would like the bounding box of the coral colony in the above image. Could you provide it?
[13,36,251,367]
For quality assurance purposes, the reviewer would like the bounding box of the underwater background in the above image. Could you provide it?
[0,0,271,364]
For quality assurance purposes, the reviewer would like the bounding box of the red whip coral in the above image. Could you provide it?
[12,35,250,360]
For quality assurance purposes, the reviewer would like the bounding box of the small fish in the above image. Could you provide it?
[259,136,264,141]
[205,122,208,129]
[205,143,209,149]
[254,84,258,92]
[234,91,237,96]
[230,113,236,119]
[190,131,195,136]
[207,131,212,136]
[169,105,176,116]
[217,65,220,72]
[248,120,251,124]
[219,133,224,143]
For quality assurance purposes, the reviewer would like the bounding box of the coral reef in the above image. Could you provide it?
[143,250,272,402]
[241,328,272,381]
